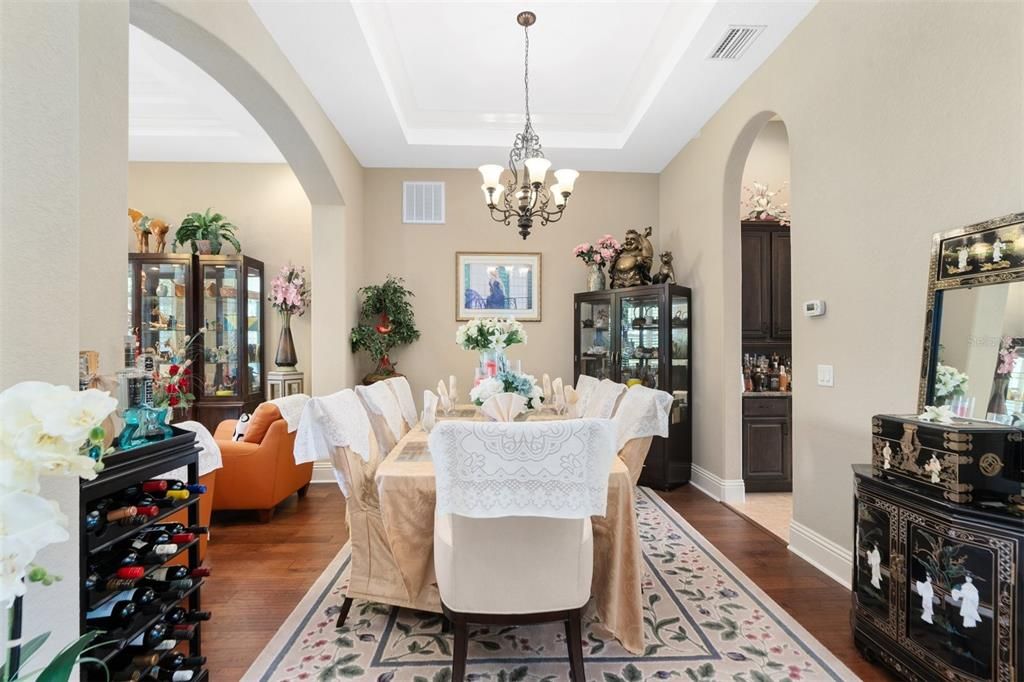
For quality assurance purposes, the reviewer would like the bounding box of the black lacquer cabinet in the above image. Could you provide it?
[852,464,1022,682]
[573,283,692,489]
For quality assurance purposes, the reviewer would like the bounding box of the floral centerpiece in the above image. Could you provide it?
[456,317,526,376]
[934,363,969,405]
[572,234,621,291]
[153,328,204,412]
[269,264,311,368]
[742,181,791,226]
[470,369,544,410]
[0,381,119,678]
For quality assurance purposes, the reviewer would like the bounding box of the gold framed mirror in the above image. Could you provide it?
[918,212,1024,424]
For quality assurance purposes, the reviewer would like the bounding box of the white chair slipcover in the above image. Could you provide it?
[583,379,627,419]
[355,381,406,454]
[575,374,600,415]
[159,420,222,480]
[611,386,673,485]
[294,390,373,496]
[268,393,310,432]
[421,390,439,433]
[384,376,418,430]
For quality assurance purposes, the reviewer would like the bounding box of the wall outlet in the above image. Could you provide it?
[816,364,834,387]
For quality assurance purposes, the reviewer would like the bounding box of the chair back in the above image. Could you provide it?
[429,419,615,614]
[611,385,673,485]
[574,374,599,415]
[355,381,406,453]
[384,375,418,430]
[583,379,627,418]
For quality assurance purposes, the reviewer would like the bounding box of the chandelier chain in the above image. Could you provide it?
[523,24,530,124]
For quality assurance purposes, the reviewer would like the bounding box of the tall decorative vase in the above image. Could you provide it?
[587,263,606,292]
[479,348,508,377]
[275,312,298,367]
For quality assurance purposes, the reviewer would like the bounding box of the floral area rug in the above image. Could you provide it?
[245,488,858,682]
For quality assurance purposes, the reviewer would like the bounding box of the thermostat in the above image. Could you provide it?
[804,300,826,317]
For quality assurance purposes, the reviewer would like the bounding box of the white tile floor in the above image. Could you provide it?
[727,492,793,543]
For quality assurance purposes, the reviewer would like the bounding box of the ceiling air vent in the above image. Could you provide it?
[403,181,445,224]
[708,25,765,60]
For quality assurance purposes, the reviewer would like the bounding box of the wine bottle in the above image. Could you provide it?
[112,587,157,607]
[148,566,188,581]
[137,577,193,593]
[183,610,211,622]
[141,480,169,493]
[151,669,195,681]
[111,669,146,682]
[166,624,196,640]
[125,622,169,648]
[121,491,175,509]
[85,503,139,533]
[156,479,207,495]
[130,537,179,557]
[162,607,187,625]
[85,574,137,593]
[85,599,137,629]
[117,514,157,528]
[151,523,208,538]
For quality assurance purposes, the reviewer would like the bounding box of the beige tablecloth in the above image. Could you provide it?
[374,407,645,654]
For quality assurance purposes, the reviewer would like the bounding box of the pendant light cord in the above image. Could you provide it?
[523,24,531,125]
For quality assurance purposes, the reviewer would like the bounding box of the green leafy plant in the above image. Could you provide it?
[174,208,240,255]
[350,276,420,380]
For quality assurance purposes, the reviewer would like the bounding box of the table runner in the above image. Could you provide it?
[374,406,645,654]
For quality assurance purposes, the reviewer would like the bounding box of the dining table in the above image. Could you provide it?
[373,405,647,654]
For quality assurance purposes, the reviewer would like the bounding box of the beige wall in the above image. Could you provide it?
[659,0,1023,575]
[362,169,659,398]
[128,162,314,381]
[740,120,791,211]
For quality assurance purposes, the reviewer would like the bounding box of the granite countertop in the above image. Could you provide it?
[742,391,792,398]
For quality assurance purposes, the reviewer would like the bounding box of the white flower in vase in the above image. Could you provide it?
[469,377,504,405]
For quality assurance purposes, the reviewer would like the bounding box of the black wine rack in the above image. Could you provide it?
[79,428,208,681]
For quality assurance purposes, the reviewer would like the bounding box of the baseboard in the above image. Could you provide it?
[788,519,853,589]
[690,464,746,504]
[311,462,335,483]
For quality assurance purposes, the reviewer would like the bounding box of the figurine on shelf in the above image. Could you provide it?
[672,309,688,327]
[594,309,609,329]
[651,251,676,284]
[610,227,655,288]
[129,208,150,253]
[149,219,171,253]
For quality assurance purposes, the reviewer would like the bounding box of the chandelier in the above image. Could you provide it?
[478,11,578,240]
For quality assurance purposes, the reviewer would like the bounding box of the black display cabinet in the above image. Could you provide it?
[573,282,692,489]
[80,429,207,681]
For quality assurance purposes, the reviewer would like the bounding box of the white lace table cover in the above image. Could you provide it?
[612,386,673,450]
[428,418,617,519]
[270,393,310,433]
[294,388,372,471]
[158,420,223,481]
[356,382,405,446]
[583,379,627,419]
[384,376,418,429]
[575,374,600,415]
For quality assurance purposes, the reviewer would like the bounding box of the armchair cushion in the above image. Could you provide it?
[244,403,281,443]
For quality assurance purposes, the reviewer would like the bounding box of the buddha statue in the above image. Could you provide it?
[610,226,655,288]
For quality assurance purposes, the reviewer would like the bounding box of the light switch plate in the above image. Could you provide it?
[817,364,834,387]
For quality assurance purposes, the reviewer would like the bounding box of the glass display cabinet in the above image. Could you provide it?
[574,283,692,489]
[196,255,264,431]
[128,254,264,431]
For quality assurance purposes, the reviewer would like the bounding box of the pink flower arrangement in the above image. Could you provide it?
[996,336,1019,375]
[573,234,622,266]
[269,264,311,317]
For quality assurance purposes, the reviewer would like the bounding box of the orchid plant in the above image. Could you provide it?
[0,381,119,679]
[469,369,544,409]
[996,336,1019,376]
[456,317,527,352]
[269,264,311,318]
[572,234,621,268]
[742,181,791,226]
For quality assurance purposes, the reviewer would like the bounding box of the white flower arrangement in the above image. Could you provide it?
[455,317,527,352]
[0,381,117,607]
[934,363,969,399]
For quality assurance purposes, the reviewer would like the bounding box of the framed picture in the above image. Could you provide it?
[456,252,541,321]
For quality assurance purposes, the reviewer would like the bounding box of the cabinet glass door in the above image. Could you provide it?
[246,265,262,396]
[137,261,189,362]
[619,291,661,388]
[577,297,612,380]
[202,263,241,398]
[669,292,690,424]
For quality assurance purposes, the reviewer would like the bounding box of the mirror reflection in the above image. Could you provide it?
[933,282,1024,424]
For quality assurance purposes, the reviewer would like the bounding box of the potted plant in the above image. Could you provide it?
[174,208,241,255]
[350,276,420,383]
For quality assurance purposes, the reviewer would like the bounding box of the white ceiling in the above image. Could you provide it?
[130,1,815,172]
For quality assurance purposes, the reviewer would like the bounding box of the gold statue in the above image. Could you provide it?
[610,226,655,288]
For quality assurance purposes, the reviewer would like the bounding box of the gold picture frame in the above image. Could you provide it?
[455,251,542,321]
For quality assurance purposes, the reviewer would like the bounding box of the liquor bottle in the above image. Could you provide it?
[85,598,138,629]
[779,366,790,392]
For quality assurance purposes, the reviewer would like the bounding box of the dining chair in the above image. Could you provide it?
[355,381,407,453]
[384,375,418,430]
[293,389,413,627]
[428,419,618,682]
[611,385,673,486]
[583,378,627,418]
[574,374,599,415]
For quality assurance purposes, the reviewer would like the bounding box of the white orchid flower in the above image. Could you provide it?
[35,388,117,444]
[0,491,70,607]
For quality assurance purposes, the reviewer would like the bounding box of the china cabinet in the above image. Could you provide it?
[128,254,264,431]
[573,283,692,489]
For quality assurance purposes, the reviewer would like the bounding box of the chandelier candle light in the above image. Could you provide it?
[478,11,578,240]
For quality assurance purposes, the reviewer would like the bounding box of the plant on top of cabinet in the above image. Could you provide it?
[174,207,241,255]
[350,275,421,384]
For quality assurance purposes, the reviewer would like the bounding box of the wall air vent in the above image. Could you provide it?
[403,181,446,224]
[708,25,765,60]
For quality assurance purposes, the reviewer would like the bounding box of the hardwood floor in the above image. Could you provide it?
[200,483,894,681]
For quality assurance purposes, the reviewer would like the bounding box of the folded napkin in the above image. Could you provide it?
[422,390,439,432]
[551,377,565,412]
[564,385,580,417]
[270,393,311,433]
[542,373,553,402]
[481,392,528,422]
[448,375,458,404]
[437,380,453,413]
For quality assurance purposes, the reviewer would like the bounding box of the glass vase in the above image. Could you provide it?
[479,348,508,378]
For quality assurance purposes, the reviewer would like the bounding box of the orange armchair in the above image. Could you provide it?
[212,403,313,522]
